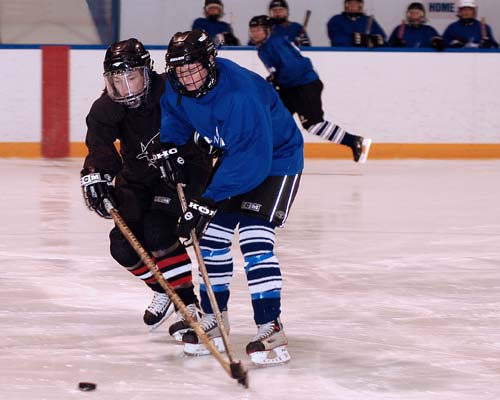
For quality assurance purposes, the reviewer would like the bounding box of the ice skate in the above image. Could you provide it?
[168,302,203,342]
[143,292,175,331]
[182,311,229,356]
[245,318,290,366]
[352,136,372,163]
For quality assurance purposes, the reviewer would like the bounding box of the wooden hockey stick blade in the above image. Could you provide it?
[102,199,248,387]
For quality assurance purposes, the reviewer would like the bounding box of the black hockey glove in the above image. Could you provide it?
[176,198,217,245]
[80,168,116,219]
[479,38,497,49]
[449,39,465,48]
[391,37,406,48]
[431,36,445,51]
[369,34,385,47]
[152,146,186,185]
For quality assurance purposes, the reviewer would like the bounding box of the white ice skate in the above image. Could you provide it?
[143,292,175,331]
[168,302,203,342]
[182,312,229,356]
[246,318,290,366]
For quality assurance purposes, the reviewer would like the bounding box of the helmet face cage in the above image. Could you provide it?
[103,38,152,108]
[165,30,218,98]
[249,16,273,44]
[104,66,151,108]
[406,3,427,25]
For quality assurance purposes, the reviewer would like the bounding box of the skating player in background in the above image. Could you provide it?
[249,15,372,163]
[160,30,304,365]
[80,38,212,339]
[327,0,386,47]
[389,2,444,49]
[267,0,311,46]
[442,0,498,48]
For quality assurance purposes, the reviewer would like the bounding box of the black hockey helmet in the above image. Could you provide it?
[165,30,218,98]
[249,15,273,28]
[103,38,152,73]
[103,38,152,108]
[269,0,288,10]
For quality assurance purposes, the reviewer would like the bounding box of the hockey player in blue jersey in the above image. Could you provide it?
[268,0,311,46]
[159,30,303,366]
[327,0,386,47]
[192,0,239,46]
[443,0,498,49]
[389,2,444,50]
[249,15,372,163]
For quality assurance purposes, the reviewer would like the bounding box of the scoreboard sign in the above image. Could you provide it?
[424,1,458,19]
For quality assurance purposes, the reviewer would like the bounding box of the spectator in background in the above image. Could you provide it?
[268,0,311,46]
[443,0,498,48]
[192,0,240,46]
[389,2,444,50]
[327,0,386,47]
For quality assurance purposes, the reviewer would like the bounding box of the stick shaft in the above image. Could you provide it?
[176,185,237,363]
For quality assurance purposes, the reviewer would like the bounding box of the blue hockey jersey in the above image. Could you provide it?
[327,13,386,47]
[443,19,498,48]
[272,21,311,46]
[257,33,318,88]
[160,58,304,203]
[192,18,233,41]
[389,24,440,48]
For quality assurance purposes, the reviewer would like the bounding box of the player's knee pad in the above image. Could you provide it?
[109,226,140,267]
[143,210,179,252]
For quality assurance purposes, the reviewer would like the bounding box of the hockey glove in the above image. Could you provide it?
[431,36,445,51]
[479,38,497,49]
[152,146,186,185]
[176,198,217,245]
[80,168,116,219]
[391,37,406,48]
[449,39,465,48]
[369,34,385,47]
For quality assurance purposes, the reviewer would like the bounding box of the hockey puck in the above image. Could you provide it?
[78,382,97,391]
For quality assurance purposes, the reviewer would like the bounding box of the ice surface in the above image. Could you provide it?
[1,159,499,400]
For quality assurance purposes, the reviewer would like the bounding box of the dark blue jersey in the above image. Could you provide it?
[192,18,233,40]
[257,33,318,88]
[389,24,440,48]
[272,21,311,46]
[443,19,498,48]
[327,13,386,46]
[160,58,304,203]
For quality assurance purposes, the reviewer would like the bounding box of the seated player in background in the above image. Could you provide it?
[443,0,498,48]
[389,2,444,50]
[249,15,372,163]
[80,38,212,339]
[327,0,386,48]
[267,0,311,46]
[192,0,240,46]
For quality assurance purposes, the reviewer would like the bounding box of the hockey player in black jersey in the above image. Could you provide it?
[80,38,212,339]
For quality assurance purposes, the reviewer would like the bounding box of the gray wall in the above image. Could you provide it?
[120,0,500,46]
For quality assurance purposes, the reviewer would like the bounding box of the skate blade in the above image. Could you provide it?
[183,337,226,356]
[147,304,175,332]
[358,138,372,164]
[248,345,291,366]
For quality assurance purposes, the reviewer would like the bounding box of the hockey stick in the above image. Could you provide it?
[303,9,312,29]
[102,199,249,388]
[175,184,248,382]
[480,17,488,40]
[397,19,405,40]
[365,15,374,48]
